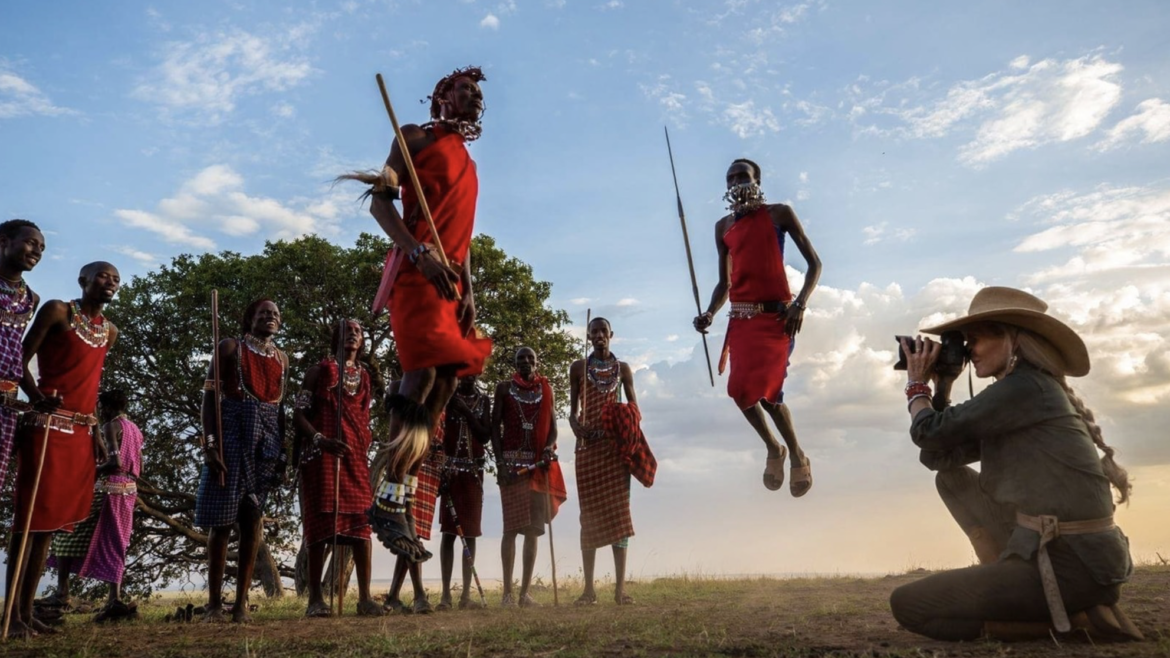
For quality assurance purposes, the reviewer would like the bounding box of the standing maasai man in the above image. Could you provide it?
[380,381,444,614]
[437,375,491,610]
[6,261,119,638]
[492,347,566,608]
[293,319,382,618]
[569,318,655,606]
[364,66,492,562]
[195,299,288,623]
[0,219,43,490]
[48,389,143,622]
[693,159,822,495]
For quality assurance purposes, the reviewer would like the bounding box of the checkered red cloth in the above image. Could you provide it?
[411,451,443,541]
[0,284,32,491]
[299,359,373,545]
[439,471,483,537]
[575,442,634,550]
[602,401,656,488]
[501,478,549,535]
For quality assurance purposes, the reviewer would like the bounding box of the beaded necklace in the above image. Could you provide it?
[509,381,543,450]
[337,359,361,396]
[242,333,278,358]
[586,354,622,395]
[69,299,109,349]
[237,335,285,404]
[0,280,33,331]
[449,392,487,472]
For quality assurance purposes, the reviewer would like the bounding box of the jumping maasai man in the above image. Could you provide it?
[569,318,655,606]
[492,347,566,608]
[364,66,492,562]
[694,158,822,496]
[293,319,383,618]
[48,389,143,622]
[195,299,288,623]
[379,379,444,614]
[0,219,43,491]
[437,374,491,610]
[7,261,119,638]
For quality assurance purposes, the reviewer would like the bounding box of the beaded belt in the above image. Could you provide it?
[23,410,99,434]
[501,449,536,471]
[1016,511,1116,633]
[96,480,137,496]
[727,300,788,320]
[443,456,485,474]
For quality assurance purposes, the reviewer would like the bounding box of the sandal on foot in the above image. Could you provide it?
[411,597,433,614]
[356,600,386,617]
[763,446,787,491]
[574,593,598,607]
[458,597,486,610]
[369,508,426,562]
[435,600,452,612]
[790,456,812,498]
[615,594,635,606]
[382,598,409,614]
[519,593,542,608]
[304,601,332,618]
[500,593,517,608]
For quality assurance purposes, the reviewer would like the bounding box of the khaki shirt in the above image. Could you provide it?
[913,363,1132,586]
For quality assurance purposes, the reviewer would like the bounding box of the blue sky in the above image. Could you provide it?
[3,0,1169,582]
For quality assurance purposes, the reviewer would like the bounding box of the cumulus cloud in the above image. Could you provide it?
[0,63,76,119]
[1095,98,1170,150]
[113,164,346,249]
[861,221,915,245]
[722,99,781,138]
[640,75,688,124]
[132,27,315,123]
[849,53,1125,166]
[480,13,500,29]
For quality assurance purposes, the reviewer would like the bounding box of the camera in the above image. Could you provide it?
[894,330,969,378]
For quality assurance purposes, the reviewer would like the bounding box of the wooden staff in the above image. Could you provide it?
[211,291,225,486]
[375,73,450,269]
[2,389,57,641]
[331,318,346,615]
[664,127,715,387]
[545,464,559,607]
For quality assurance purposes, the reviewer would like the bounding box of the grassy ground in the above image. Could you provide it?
[3,566,1166,657]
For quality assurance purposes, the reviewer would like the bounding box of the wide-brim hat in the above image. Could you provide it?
[922,286,1090,377]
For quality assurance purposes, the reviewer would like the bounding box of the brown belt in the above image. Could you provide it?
[96,480,137,496]
[1016,511,1116,632]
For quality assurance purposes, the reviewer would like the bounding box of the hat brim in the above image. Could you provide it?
[922,309,1090,377]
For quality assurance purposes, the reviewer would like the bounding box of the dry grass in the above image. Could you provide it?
[3,566,1167,657]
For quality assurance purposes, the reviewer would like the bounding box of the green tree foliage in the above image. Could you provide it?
[3,233,574,599]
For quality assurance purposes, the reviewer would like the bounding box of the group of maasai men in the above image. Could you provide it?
[2,63,823,636]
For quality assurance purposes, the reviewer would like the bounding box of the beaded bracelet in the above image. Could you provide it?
[904,380,932,399]
[408,243,428,265]
[907,393,931,412]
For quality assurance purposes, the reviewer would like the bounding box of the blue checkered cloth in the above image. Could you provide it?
[195,398,284,528]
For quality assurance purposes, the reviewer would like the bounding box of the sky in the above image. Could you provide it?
[2,0,1169,588]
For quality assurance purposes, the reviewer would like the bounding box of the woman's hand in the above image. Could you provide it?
[901,335,940,384]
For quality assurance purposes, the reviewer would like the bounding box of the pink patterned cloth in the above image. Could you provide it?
[77,417,143,584]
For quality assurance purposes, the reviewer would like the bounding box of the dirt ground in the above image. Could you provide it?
[3,566,1167,657]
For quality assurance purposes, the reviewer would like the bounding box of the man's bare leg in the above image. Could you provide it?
[439,533,456,608]
[305,540,330,615]
[204,526,230,621]
[578,547,597,604]
[761,401,805,467]
[386,556,409,609]
[459,537,477,605]
[22,534,54,634]
[53,556,74,606]
[741,404,784,458]
[500,531,517,605]
[354,540,374,606]
[518,533,539,606]
[231,504,263,624]
[613,546,630,605]
[407,560,430,612]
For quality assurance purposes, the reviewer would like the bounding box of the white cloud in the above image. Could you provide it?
[600,0,623,9]
[132,27,315,123]
[1095,98,1170,151]
[616,298,639,307]
[0,64,76,119]
[861,221,915,245]
[270,101,296,118]
[570,297,591,305]
[113,164,346,250]
[111,245,161,266]
[722,100,780,138]
[640,76,688,124]
[480,13,500,29]
[850,54,1125,166]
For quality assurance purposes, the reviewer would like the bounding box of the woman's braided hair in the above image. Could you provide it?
[1013,329,1132,505]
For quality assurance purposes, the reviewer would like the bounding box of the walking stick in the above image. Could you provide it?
[374,73,453,272]
[332,318,346,615]
[210,291,225,486]
[2,389,57,641]
[664,126,715,387]
[440,490,488,607]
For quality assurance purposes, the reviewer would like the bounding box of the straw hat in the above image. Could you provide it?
[922,286,1090,377]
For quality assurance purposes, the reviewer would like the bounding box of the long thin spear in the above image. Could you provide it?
[664,127,715,387]
[332,317,346,616]
[375,73,451,270]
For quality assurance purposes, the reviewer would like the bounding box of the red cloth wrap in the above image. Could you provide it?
[601,401,657,488]
[300,359,373,545]
[721,207,795,410]
[511,373,567,512]
[385,125,492,376]
[15,315,109,532]
[438,394,488,537]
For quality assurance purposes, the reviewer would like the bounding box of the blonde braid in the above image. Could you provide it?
[1055,378,1132,505]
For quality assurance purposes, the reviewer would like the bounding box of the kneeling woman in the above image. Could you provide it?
[890,287,1140,642]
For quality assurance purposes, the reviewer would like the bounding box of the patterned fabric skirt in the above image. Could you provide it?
[49,493,102,559]
[501,479,549,536]
[300,453,372,545]
[439,470,484,537]
[195,399,283,529]
[576,442,634,550]
[0,406,17,491]
[411,455,443,541]
[726,314,795,410]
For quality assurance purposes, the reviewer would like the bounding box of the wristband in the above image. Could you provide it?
[408,244,428,265]
[907,393,931,412]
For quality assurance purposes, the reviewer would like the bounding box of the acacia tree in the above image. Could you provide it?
[1,233,575,599]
